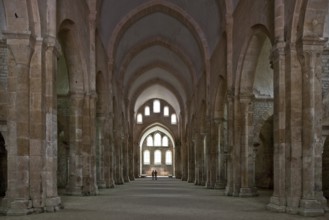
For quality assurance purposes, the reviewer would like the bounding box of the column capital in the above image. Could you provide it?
[239,93,254,103]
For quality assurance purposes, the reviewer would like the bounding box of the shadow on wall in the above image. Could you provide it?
[255,115,273,189]
[0,132,7,197]
[323,137,329,198]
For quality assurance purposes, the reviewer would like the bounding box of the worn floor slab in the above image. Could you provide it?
[1,178,328,220]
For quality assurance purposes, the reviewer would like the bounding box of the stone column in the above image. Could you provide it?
[128,136,135,181]
[80,93,98,195]
[181,137,188,181]
[43,35,62,211]
[225,93,234,196]
[5,32,32,215]
[66,93,84,195]
[175,140,182,179]
[214,118,227,189]
[114,130,124,185]
[239,94,257,197]
[96,114,106,188]
[267,41,287,212]
[133,141,140,178]
[201,132,207,186]
[285,42,303,214]
[187,137,195,183]
[122,134,130,182]
[29,38,45,212]
[194,133,202,185]
[106,118,115,188]
[298,37,327,216]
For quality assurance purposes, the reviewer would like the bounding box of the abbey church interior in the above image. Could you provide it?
[1,0,329,218]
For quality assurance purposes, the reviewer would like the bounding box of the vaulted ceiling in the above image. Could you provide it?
[97,0,223,116]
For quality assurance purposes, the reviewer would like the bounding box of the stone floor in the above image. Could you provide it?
[1,178,329,220]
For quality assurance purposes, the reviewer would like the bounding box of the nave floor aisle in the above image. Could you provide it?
[1,178,329,220]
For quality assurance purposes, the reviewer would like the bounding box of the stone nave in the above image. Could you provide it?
[0,0,329,218]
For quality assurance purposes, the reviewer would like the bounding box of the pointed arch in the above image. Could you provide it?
[58,19,86,94]
[235,25,273,96]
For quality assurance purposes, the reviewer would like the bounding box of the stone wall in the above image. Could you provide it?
[0,40,7,121]
[252,98,274,189]
[323,48,329,198]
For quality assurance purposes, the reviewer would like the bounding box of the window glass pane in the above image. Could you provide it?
[166,150,172,165]
[144,150,150,165]
[163,106,169,116]
[171,114,177,124]
[147,136,153,146]
[162,136,169,146]
[137,113,143,124]
[144,106,150,116]
[153,100,160,113]
[154,150,161,165]
[154,133,161,146]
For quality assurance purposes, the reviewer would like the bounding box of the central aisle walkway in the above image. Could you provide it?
[2,178,329,220]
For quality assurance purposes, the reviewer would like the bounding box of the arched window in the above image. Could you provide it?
[163,106,169,117]
[162,136,169,146]
[154,133,161,146]
[146,136,154,146]
[137,113,143,124]
[166,150,172,165]
[153,99,160,113]
[143,150,150,165]
[154,150,161,165]
[144,106,150,116]
[171,114,177,124]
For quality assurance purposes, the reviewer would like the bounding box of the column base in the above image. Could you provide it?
[299,199,325,217]
[97,181,106,189]
[266,196,286,213]
[239,187,258,197]
[187,176,194,183]
[181,176,187,181]
[214,181,226,189]
[106,181,115,188]
[225,186,233,196]
[194,179,201,185]
[205,181,214,189]
[5,199,34,216]
[45,196,62,212]
[66,186,83,196]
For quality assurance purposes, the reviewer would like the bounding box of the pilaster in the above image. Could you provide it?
[66,92,84,196]
[4,31,33,215]
[239,94,257,197]
[213,118,227,189]
[297,37,327,216]
[225,92,234,196]
[267,41,287,213]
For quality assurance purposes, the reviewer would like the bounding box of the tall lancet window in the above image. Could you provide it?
[153,99,161,113]
[163,106,169,117]
[171,114,177,124]
[143,150,150,165]
[162,136,169,146]
[165,150,172,165]
[144,106,150,116]
[154,150,161,165]
[147,136,154,146]
[137,113,143,124]
[154,133,161,146]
